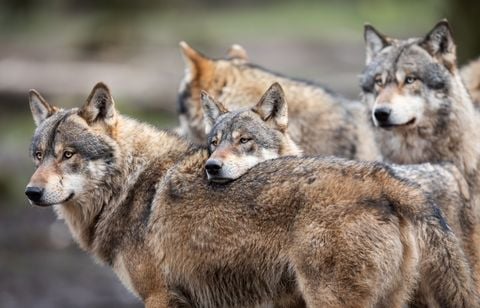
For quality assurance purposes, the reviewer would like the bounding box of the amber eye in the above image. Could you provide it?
[374,76,383,87]
[211,139,218,147]
[405,76,417,85]
[35,151,42,160]
[239,137,251,144]
[63,151,74,159]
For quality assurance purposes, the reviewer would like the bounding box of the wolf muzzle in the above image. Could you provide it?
[374,107,392,124]
[205,159,223,176]
[25,186,44,203]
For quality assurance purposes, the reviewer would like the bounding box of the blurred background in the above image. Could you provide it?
[0,0,478,307]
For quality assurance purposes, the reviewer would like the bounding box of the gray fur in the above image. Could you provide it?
[208,111,282,153]
[364,24,391,64]
[29,89,58,126]
[203,84,301,182]
[420,21,455,60]
[79,82,116,124]
[30,110,114,163]
[252,82,288,131]
[201,91,228,134]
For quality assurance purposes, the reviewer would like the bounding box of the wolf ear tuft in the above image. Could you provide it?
[364,24,390,65]
[201,91,228,134]
[420,20,456,70]
[227,44,248,61]
[252,82,288,132]
[179,41,212,77]
[79,82,116,125]
[29,89,58,126]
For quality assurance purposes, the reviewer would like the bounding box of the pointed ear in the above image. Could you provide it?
[252,82,288,132]
[227,44,248,61]
[364,24,391,65]
[79,82,116,125]
[179,41,213,77]
[29,89,58,126]
[201,90,228,134]
[420,20,456,70]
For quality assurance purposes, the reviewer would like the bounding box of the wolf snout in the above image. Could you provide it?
[205,159,223,176]
[25,186,44,203]
[374,107,392,124]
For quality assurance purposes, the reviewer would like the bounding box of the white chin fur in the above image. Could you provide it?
[42,174,85,205]
[221,156,258,179]
[375,94,425,126]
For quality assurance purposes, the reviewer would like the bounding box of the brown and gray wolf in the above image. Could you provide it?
[202,82,301,182]
[201,81,480,306]
[361,20,480,290]
[25,83,477,307]
[177,41,380,161]
[461,56,480,107]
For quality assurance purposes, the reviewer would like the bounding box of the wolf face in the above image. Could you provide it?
[201,83,301,182]
[361,21,456,131]
[25,84,118,207]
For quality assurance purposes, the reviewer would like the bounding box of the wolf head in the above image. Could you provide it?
[361,20,461,130]
[177,41,260,144]
[201,82,301,183]
[360,20,480,169]
[25,83,119,207]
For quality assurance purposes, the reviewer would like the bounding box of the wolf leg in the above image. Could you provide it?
[290,217,412,308]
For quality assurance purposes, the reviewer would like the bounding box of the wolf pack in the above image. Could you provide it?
[23,20,480,307]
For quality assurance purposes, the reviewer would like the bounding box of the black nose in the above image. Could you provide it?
[374,107,392,123]
[25,186,44,202]
[205,159,223,175]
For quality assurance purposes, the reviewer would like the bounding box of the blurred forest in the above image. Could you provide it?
[0,0,478,307]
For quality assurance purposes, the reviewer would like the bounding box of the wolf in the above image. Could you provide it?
[361,20,480,290]
[201,81,479,306]
[202,82,301,182]
[177,41,380,161]
[25,83,477,307]
[461,56,480,107]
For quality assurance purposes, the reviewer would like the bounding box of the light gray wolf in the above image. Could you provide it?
[177,41,380,161]
[25,83,477,307]
[461,56,480,107]
[361,20,480,291]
